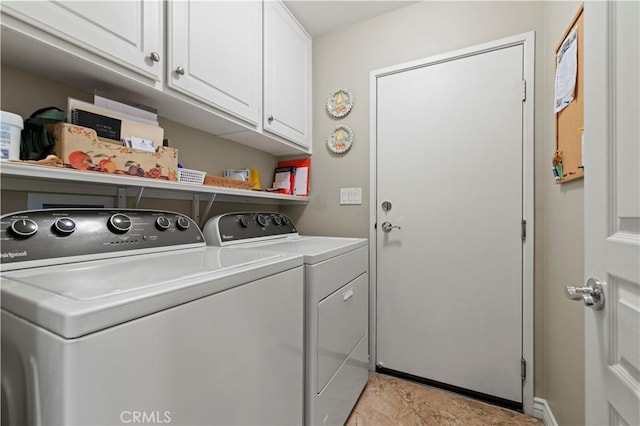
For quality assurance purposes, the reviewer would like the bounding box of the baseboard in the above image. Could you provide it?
[533,397,558,426]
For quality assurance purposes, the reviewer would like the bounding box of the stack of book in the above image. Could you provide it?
[68,95,164,151]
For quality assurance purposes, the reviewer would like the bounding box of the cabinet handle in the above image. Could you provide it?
[176,66,185,76]
[149,52,160,62]
[343,288,354,302]
[267,115,274,124]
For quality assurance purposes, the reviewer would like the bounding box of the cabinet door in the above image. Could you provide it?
[168,1,262,125]
[264,1,312,149]
[1,0,163,82]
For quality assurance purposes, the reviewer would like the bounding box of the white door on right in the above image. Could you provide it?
[583,2,640,425]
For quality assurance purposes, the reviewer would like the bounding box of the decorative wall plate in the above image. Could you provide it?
[326,88,353,118]
[327,125,353,154]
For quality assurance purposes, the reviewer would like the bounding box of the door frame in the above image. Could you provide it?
[368,31,535,415]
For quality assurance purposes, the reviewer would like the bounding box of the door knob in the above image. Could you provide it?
[565,277,604,310]
[176,66,185,76]
[381,221,401,233]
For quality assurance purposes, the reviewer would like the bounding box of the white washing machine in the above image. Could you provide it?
[203,212,369,426]
[0,208,304,426]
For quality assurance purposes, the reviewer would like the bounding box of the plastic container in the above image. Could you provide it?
[224,169,250,181]
[178,168,206,185]
[0,111,23,161]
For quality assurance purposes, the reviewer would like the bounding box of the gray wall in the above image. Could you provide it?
[1,2,586,424]
[0,65,279,219]
[540,3,585,425]
[285,1,547,238]
[287,1,584,425]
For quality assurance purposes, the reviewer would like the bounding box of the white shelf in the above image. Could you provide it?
[0,162,309,205]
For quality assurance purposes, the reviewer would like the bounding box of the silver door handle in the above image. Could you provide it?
[381,221,401,233]
[565,277,604,310]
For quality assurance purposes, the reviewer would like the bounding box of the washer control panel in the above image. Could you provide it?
[204,212,297,246]
[1,209,204,268]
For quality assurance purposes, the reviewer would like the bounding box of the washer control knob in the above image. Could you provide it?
[53,217,76,235]
[239,216,250,228]
[176,216,191,230]
[155,216,171,230]
[256,214,268,227]
[273,215,282,226]
[282,216,290,225]
[10,219,38,238]
[109,213,132,234]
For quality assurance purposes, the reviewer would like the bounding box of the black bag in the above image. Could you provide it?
[20,107,65,160]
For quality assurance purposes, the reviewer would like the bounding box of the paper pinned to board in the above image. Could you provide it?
[555,27,578,113]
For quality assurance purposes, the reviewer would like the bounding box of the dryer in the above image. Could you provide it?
[203,212,369,426]
[1,209,304,426]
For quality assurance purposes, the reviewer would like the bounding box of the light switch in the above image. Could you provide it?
[340,188,349,204]
[352,187,362,204]
[340,188,362,205]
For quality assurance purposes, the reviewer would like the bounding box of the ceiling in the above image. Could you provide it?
[283,1,419,38]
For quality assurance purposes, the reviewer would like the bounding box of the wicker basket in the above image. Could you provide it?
[204,175,254,190]
[177,168,206,185]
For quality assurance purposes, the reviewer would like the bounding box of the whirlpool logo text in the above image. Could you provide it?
[1,251,27,259]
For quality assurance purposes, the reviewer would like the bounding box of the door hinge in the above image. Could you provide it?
[521,219,527,242]
[521,357,527,380]
[522,80,526,102]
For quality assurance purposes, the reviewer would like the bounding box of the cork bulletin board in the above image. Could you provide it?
[555,5,584,183]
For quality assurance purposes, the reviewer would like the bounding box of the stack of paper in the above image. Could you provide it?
[123,137,156,153]
[68,97,164,148]
[269,158,310,196]
[94,93,158,125]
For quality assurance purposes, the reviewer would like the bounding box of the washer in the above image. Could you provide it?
[203,212,369,426]
[1,208,304,426]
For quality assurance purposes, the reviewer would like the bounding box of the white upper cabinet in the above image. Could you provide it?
[168,1,262,125]
[1,0,311,156]
[1,0,163,83]
[263,1,312,149]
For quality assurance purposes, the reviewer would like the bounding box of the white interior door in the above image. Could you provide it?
[374,37,533,406]
[583,3,640,425]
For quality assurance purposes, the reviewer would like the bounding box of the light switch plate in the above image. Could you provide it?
[340,188,362,205]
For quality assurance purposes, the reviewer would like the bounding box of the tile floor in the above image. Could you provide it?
[346,373,542,425]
